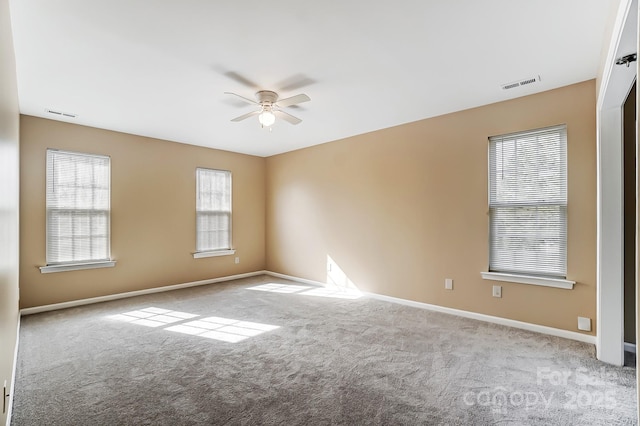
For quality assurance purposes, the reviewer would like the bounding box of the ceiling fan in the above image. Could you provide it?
[224,90,310,127]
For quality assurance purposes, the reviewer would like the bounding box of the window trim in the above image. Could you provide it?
[40,260,116,274]
[481,271,575,289]
[43,149,113,272]
[194,167,233,256]
[192,249,236,259]
[486,124,569,282]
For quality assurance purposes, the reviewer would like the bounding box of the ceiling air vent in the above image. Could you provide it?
[501,75,541,91]
[45,109,77,118]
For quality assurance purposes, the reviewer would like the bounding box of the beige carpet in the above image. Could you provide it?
[11,275,637,425]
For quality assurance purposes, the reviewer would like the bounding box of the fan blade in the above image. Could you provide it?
[223,71,260,89]
[274,110,302,125]
[275,74,316,92]
[231,110,260,122]
[224,92,258,105]
[276,94,310,108]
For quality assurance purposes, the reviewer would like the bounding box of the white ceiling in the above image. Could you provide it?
[9,0,617,157]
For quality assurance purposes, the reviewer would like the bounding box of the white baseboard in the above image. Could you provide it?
[624,342,636,354]
[20,271,268,316]
[6,313,20,426]
[364,292,597,345]
[264,271,597,346]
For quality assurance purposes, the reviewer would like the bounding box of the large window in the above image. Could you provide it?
[488,125,567,278]
[195,168,232,254]
[45,149,111,266]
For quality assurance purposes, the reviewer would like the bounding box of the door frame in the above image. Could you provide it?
[596,0,637,366]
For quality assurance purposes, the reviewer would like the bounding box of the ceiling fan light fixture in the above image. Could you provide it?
[258,109,275,127]
[226,90,309,127]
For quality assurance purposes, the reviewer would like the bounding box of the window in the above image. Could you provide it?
[488,125,567,279]
[43,149,113,272]
[195,168,232,256]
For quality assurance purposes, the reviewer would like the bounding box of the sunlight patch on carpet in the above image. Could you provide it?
[106,307,280,343]
[299,287,361,299]
[107,307,198,328]
[247,283,361,299]
[246,283,312,293]
[166,317,280,343]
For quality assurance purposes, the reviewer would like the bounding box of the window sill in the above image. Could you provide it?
[40,261,116,274]
[193,249,236,259]
[480,272,575,289]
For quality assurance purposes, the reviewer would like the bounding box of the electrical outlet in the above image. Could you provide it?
[234,257,240,264]
[445,278,453,290]
[492,285,502,298]
[577,317,591,332]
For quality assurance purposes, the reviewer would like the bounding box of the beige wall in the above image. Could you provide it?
[0,0,20,422]
[20,116,265,308]
[266,80,597,335]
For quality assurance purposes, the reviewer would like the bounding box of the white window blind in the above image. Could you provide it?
[488,125,567,278]
[46,150,111,265]
[196,168,232,252]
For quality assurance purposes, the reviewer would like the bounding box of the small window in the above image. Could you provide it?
[196,168,232,253]
[488,125,567,278]
[46,149,111,265]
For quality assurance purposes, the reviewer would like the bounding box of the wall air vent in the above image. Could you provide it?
[45,109,77,118]
[501,75,541,90]
[502,82,520,90]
